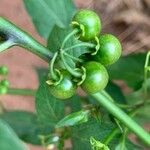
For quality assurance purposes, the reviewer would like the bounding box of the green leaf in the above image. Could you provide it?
[47,26,89,57]
[0,111,52,145]
[126,79,150,123]
[0,119,27,150]
[35,67,48,82]
[108,53,147,90]
[71,119,115,150]
[47,26,90,68]
[71,119,141,150]
[106,81,126,104]
[23,0,76,39]
[115,141,142,150]
[36,77,65,126]
[65,95,82,112]
[56,110,89,128]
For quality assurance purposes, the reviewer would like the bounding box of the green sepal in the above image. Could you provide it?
[73,67,86,86]
[71,21,85,39]
[91,36,100,56]
[90,137,110,150]
[46,69,63,86]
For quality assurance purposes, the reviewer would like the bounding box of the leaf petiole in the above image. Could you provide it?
[61,29,79,49]
[7,88,36,96]
[63,42,95,52]
[49,52,59,80]
[63,52,83,62]
[60,49,82,78]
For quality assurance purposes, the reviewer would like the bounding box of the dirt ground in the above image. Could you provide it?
[0,0,149,150]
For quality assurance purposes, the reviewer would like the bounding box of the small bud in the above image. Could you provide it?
[0,86,7,95]
[0,66,8,75]
[0,79,9,87]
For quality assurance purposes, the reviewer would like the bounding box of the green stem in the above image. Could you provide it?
[7,88,36,96]
[49,52,58,80]
[91,92,150,146]
[103,128,120,145]
[63,42,95,52]
[144,51,150,97]
[61,29,79,49]
[120,130,127,150]
[0,40,14,52]
[63,52,83,62]
[103,107,142,146]
[117,101,150,109]
[60,49,82,78]
[0,17,53,62]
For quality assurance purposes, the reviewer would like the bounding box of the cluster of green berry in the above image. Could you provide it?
[47,10,122,100]
[0,66,9,94]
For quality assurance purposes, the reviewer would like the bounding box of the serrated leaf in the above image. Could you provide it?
[105,81,126,104]
[47,25,89,57]
[71,119,141,150]
[71,119,115,150]
[126,79,150,123]
[23,0,76,39]
[65,95,82,112]
[115,141,141,150]
[108,53,147,90]
[47,26,90,68]
[0,119,27,150]
[56,110,89,128]
[36,77,65,125]
[0,111,52,145]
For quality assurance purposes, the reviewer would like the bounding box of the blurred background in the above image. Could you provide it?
[0,0,150,149]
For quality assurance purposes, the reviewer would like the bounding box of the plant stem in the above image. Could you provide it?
[91,92,150,146]
[7,88,36,96]
[63,42,95,52]
[144,51,150,98]
[103,107,141,146]
[63,52,83,62]
[0,40,14,52]
[60,49,82,78]
[49,52,58,80]
[103,128,120,145]
[0,17,53,62]
[61,29,78,49]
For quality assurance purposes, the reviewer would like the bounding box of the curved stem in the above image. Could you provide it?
[0,40,14,52]
[63,42,95,52]
[91,92,150,146]
[144,51,150,98]
[60,49,82,78]
[63,52,83,62]
[0,17,53,62]
[103,128,120,145]
[7,88,36,96]
[103,107,142,146]
[61,29,78,49]
[49,52,58,80]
